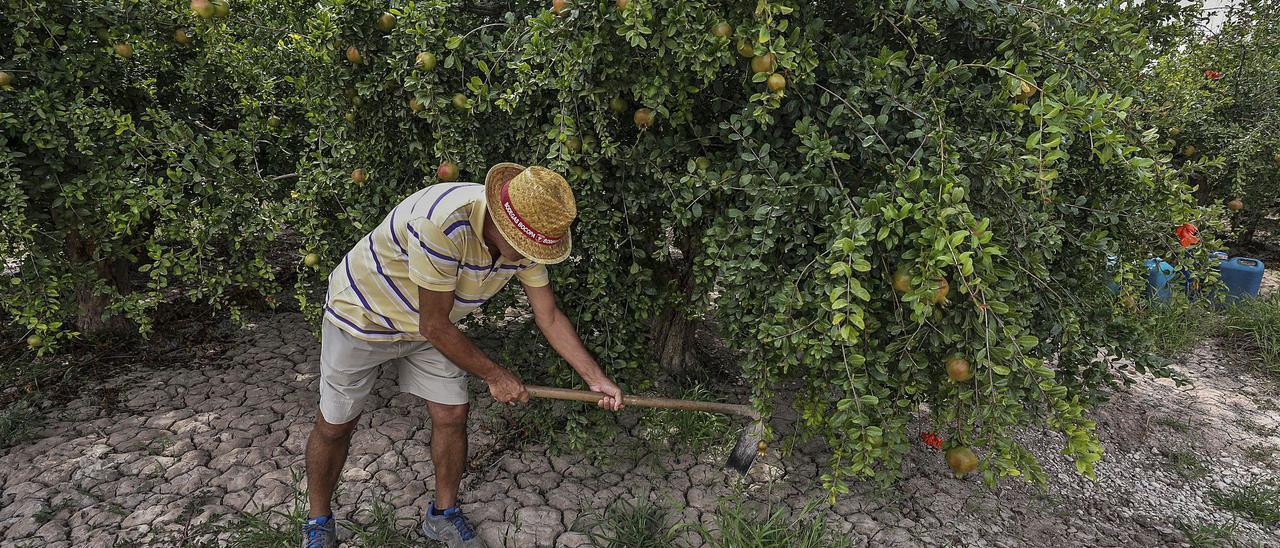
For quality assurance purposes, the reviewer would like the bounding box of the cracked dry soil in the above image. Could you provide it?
[1,313,1278,547]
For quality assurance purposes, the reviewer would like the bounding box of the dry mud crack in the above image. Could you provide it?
[1,313,1278,546]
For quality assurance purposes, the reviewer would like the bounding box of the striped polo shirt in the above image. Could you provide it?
[324,182,549,341]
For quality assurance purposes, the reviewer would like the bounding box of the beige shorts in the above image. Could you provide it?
[319,318,469,424]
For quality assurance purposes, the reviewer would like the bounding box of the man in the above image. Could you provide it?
[301,164,624,548]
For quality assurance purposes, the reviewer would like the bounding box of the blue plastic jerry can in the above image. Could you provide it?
[1220,257,1264,301]
[1145,258,1175,301]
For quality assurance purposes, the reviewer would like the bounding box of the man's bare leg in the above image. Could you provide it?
[305,413,359,518]
[427,401,470,509]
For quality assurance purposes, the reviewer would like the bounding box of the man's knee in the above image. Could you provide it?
[311,413,358,444]
[428,402,469,429]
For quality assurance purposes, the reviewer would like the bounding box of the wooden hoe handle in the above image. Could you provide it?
[525,385,758,419]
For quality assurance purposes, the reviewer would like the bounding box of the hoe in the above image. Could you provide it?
[526,385,766,474]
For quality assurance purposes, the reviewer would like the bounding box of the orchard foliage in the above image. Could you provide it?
[1140,0,1280,246]
[1,0,307,340]
[3,0,1223,492]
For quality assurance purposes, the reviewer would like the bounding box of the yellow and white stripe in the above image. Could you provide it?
[325,183,549,341]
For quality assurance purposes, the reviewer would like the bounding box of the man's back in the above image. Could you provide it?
[324,183,547,342]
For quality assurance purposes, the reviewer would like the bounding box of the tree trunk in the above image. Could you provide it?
[66,229,132,336]
[1189,171,1213,204]
[653,305,700,378]
[650,227,703,378]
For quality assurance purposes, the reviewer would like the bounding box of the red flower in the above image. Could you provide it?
[920,431,943,450]
[1176,223,1199,248]
[1204,70,1222,81]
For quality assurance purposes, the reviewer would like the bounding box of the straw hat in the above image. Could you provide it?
[484,163,576,264]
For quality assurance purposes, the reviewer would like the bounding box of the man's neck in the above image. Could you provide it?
[481,212,502,260]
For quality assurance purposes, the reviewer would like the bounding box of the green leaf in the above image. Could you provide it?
[850,282,870,301]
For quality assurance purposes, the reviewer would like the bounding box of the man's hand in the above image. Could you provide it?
[588,376,624,411]
[524,283,625,412]
[486,367,528,404]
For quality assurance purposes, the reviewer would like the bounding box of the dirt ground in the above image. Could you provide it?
[0,311,1277,547]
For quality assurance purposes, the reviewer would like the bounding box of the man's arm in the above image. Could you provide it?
[418,287,527,403]
[523,282,624,411]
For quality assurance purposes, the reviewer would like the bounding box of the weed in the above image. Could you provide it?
[692,497,851,548]
[222,511,296,547]
[1242,444,1276,464]
[33,498,73,524]
[1234,418,1278,437]
[219,468,329,547]
[638,384,732,453]
[1154,415,1194,434]
[143,436,175,456]
[1176,520,1238,547]
[0,399,44,449]
[75,485,101,504]
[141,493,222,547]
[348,495,421,547]
[576,497,680,547]
[1220,294,1280,380]
[1144,300,1224,358]
[1160,448,1210,480]
[1208,480,1280,527]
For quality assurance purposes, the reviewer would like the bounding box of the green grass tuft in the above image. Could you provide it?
[222,507,303,547]
[1153,415,1195,434]
[575,497,680,547]
[1234,418,1278,437]
[1220,294,1280,380]
[1242,444,1276,464]
[33,498,73,525]
[348,496,421,547]
[0,399,44,450]
[1208,480,1280,527]
[1144,299,1225,358]
[637,384,732,453]
[1141,293,1280,384]
[694,497,851,548]
[1160,448,1210,480]
[222,468,325,547]
[1176,520,1240,548]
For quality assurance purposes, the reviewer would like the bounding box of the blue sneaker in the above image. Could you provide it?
[301,514,336,548]
[420,503,484,547]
